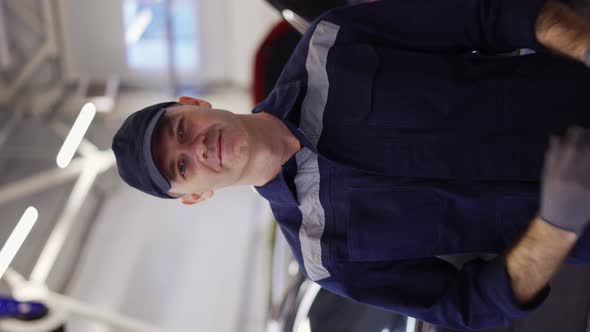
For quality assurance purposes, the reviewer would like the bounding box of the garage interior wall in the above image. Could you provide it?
[59,0,280,88]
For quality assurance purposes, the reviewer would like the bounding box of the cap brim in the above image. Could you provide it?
[143,108,172,195]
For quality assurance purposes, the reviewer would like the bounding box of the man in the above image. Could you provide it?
[112,0,590,330]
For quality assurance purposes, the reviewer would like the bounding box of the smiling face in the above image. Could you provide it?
[151,97,251,203]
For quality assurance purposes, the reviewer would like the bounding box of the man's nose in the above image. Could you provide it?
[181,134,207,162]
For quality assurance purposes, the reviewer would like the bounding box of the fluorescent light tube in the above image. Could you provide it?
[0,207,39,279]
[56,102,96,168]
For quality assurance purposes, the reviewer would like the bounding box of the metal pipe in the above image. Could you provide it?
[0,44,51,104]
[45,291,163,332]
[0,0,58,104]
[2,268,161,332]
[0,158,86,206]
[41,0,58,54]
[29,161,98,283]
[30,152,114,284]
[291,281,321,332]
[0,0,12,69]
[0,108,23,152]
[163,0,178,95]
[4,0,44,36]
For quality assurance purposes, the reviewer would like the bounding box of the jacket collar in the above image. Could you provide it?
[252,81,301,120]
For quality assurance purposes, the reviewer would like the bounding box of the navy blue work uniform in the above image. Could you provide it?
[253,0,590,330]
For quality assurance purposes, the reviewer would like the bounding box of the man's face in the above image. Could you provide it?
[152,98,251,201]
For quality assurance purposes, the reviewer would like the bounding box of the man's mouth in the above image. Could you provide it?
[218,129,222,167]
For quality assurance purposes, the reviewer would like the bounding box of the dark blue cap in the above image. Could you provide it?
[112,101,178,199]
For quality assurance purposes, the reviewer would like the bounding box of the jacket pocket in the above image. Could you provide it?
[326,44,379,123]
[328,44,444,129]
[346,187,444,261]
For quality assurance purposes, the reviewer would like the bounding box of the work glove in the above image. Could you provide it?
[540,126,590,235]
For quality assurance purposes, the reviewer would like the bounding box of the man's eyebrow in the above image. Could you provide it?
[161,113,177,183]
[166,112,174,140]
[168,158,176,184]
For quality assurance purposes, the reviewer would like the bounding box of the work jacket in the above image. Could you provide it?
[254,0,590,330]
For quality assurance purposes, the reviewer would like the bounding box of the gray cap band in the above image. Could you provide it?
[143,108,172,194]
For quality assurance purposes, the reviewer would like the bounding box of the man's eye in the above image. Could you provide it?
[178,158,186,177]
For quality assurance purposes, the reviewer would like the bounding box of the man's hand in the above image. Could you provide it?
[505,126,590,305]
[536,0,590,67]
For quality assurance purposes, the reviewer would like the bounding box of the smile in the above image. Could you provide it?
[218,129,222,166]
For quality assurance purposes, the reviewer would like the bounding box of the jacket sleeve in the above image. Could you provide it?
[323,0,548,54]
[319,255,551,331]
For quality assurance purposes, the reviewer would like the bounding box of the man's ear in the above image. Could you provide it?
[177,96,212,109]
[179,190,214,205]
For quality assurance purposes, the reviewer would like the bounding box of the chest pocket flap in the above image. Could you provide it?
[326,44,380,124]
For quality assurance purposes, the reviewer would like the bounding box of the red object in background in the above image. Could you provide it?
[252,20,301,104]
[253,1,378,105]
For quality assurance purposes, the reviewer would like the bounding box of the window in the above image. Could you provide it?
[122,0,199,72]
